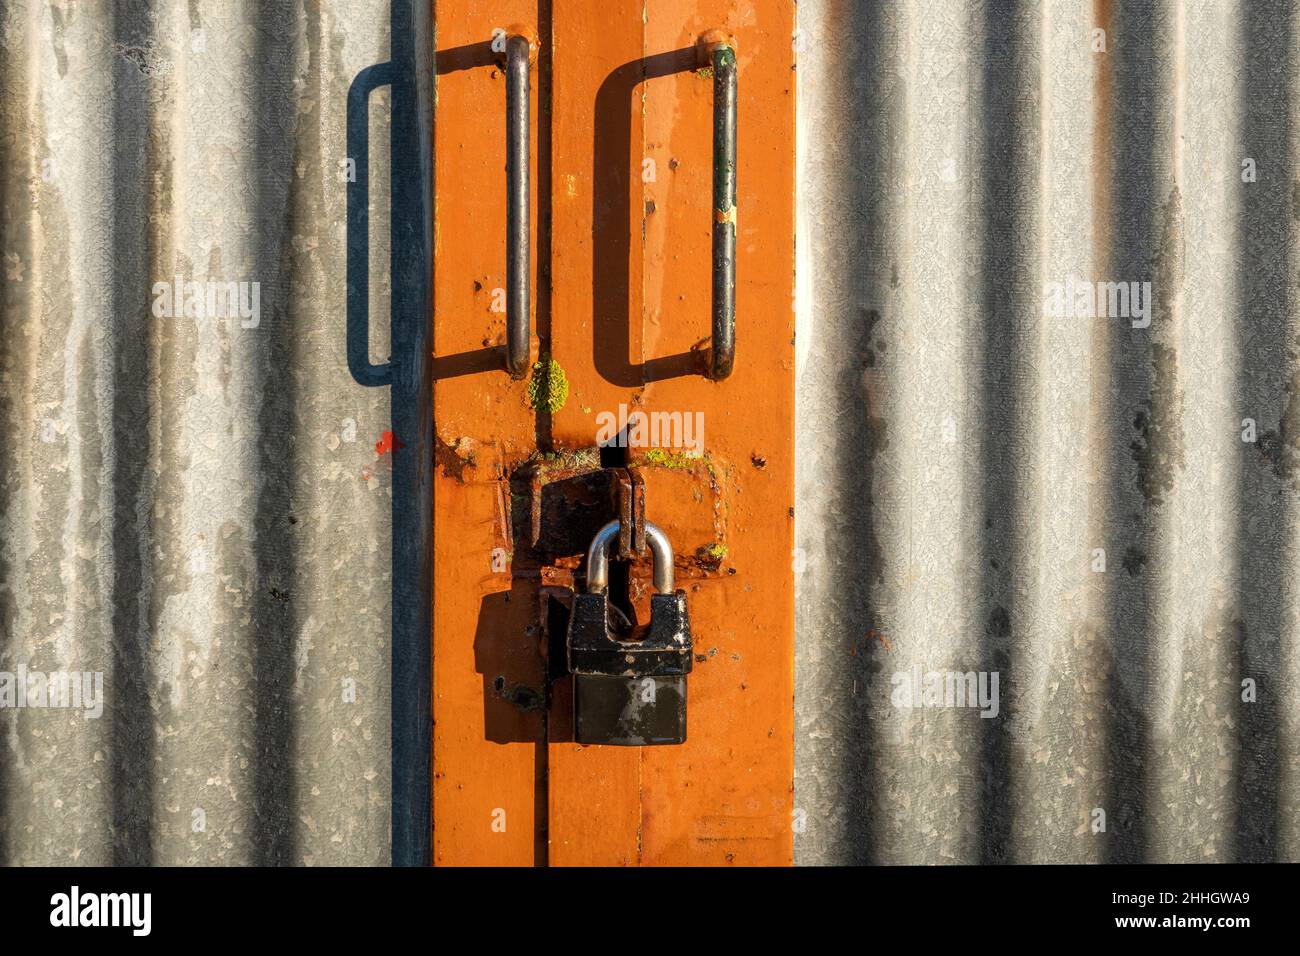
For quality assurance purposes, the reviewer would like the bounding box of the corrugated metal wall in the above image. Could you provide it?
[795,0,1300,864]
[0,0,406,865]
[3,0,1298,866]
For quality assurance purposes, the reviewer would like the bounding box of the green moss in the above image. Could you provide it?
[696,66,714,80]
[526,356,570,413]
[643,448,701,470]
[693,541,729,571]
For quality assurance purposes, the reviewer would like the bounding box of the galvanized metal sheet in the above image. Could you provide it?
[795,0,1300,864]
[4,0,1298,867]
[0,0,398,865]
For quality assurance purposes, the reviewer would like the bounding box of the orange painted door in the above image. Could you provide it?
[432,0,795,866]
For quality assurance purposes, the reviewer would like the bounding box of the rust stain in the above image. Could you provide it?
[434,434,479,482]
[849,629,891,656]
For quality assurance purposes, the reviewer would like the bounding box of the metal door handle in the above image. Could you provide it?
[504,34,532,378]
[706,39,737,380]
[368,34,531,382]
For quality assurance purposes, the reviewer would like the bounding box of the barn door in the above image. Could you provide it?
[431,0,795,866]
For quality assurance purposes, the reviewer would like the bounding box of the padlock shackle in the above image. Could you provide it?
[585,520,674,595]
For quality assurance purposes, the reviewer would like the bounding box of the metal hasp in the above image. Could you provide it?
[568,521,693,746]
[504,34,532,377]
[708,38,737,380]
[614,467,647,560]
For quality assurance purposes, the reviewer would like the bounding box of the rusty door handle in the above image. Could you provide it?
[706,39,737,380]
[504,34,532,377]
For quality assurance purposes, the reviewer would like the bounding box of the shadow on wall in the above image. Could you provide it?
[247,0,303,872]
[591,47,712,386]
[1233,0,1292,864]
[105,0,158,868]
[346,0,433,867]
[794,0,892,866]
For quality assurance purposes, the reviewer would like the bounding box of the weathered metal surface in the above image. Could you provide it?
[795,0,1300,864]
[0,0,410,865]
[5,0,1291,869]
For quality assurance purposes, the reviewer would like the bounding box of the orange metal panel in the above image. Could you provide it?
[432,2,543,866]
[433,0,795,866]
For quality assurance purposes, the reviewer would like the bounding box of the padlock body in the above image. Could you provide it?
[567,591,693,745]
[574,674,688,745]
[567,592,693,676]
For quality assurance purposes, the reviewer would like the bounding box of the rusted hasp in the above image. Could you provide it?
[613,467,647,560]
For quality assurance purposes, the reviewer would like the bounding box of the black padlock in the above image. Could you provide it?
[568,520,693,745]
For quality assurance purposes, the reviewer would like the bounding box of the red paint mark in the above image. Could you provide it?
[375,431,405,456]
[850,629,891,656]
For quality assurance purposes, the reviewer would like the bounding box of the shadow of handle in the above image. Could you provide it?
[347,62,396,388]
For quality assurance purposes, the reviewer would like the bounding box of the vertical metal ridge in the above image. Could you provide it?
[107,0,160,867]
[793,0,900,866]
[1089,0,1149,866]
[1143,1,1236,865]
[1233,0,1295,864]
[0,0,35,865]
[1280,11,1300,865]
[885,0,976,864]
[250,0,302,868]
[389,0,433,867]
[969,0,1041,866]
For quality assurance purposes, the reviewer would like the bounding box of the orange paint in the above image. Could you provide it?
[433,0,795,866]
